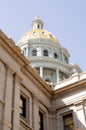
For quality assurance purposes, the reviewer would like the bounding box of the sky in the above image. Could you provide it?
[0,0,86,71]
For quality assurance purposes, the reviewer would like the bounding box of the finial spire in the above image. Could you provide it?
[35,15,39,20]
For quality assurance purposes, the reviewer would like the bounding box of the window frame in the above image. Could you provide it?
[32,49,37,56]
[63,113,74,130]
[39,111,44,130]
[43,50,48,57]
[54,52,58,59]
[20,95,27,118]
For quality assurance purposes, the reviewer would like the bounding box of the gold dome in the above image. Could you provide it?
[18,17,59,44]
[20,29,58,43]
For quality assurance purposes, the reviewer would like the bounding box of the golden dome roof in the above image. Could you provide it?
[20,29,58,43]
[18,17,60,44]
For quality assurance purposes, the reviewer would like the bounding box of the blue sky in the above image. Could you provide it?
[0,0,86,71]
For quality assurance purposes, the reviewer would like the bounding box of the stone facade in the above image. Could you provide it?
[0,28,86,130]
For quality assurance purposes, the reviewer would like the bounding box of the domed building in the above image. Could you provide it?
[0,21,86,130]
[18,16,82,83]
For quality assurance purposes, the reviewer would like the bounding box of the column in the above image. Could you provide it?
[40,67,43,78]
[40,46,42,56]
[56,69,59,82]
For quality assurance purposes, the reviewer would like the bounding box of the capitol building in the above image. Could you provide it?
[0,17,86,130]
[18,16,82,84]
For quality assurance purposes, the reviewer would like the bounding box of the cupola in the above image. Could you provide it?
[32,16,44,29]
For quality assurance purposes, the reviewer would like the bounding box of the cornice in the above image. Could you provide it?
[18,38,61,49]
[52,75,86,99]
[0,29,29,66]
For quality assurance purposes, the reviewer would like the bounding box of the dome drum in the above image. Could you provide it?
[21,44,69,65]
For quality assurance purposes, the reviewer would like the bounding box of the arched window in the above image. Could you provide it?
[32,49,37,56]
[43,50,48,56]
[54,53,58,59]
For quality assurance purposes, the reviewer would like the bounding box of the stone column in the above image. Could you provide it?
[40,46,43,56]
[40,67,43,78]
[56,69,59,82]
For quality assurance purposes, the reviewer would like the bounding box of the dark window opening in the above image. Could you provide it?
[32,49,37,56]
[39,111,44,130]
[63,113,74,130]
[43,50,48,56]
[38,24,40,29]
[20,95,26,118]
[54,53,58,59]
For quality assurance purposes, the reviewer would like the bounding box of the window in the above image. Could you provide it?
[38,24,40,29]
[20,95,26,118]
[54,53,58,59]
[42,31,46,36]
[32,49,37,56]
[33,32,37,36]
[39,111,44,130]
[63,113,74,130]
[43,50,48,56]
